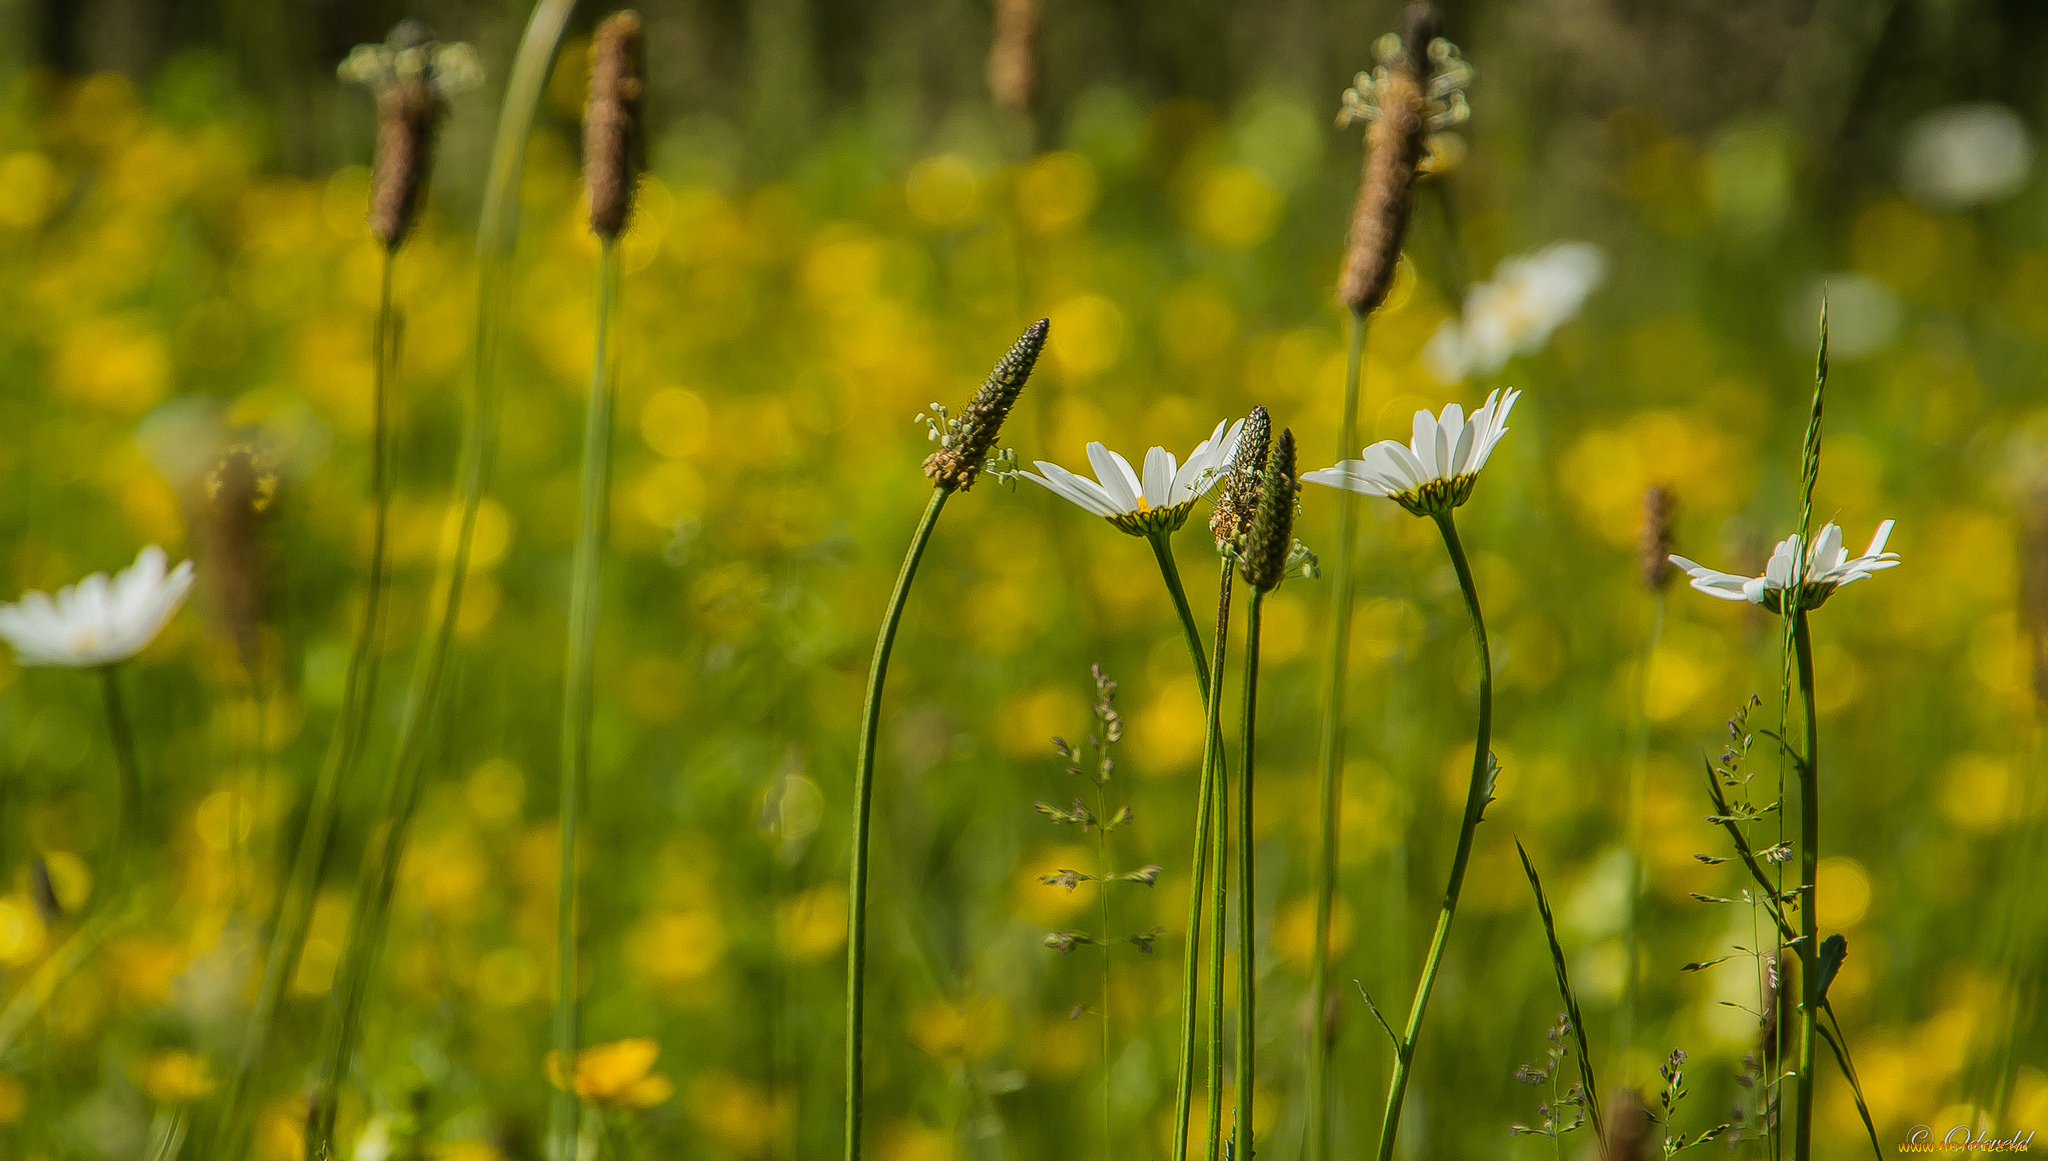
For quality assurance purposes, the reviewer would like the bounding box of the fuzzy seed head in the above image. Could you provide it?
[987,0,1039,114]
[923,319,1049,492]
[1337,4,1448,316]
[585,11,646,239]
[1241,428,1297,591]
[341,22,480,249]
[1210,405,1271,544]
[1640,484,1676,591]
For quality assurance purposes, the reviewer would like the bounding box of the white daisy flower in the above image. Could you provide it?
[0,546,195,667]
[1670,521,1899,614]
[1302,388,1519,517]
[1424,242,1604,382]
[1022,419,1248,536]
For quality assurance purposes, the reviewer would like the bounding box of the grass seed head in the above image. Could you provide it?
[1210,405,1271,546]
[1641,484,1676,591]
[585,11,646,239]
[1241,427,1297,591]
[923,319,1048,492]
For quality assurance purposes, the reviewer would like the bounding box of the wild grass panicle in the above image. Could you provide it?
[340,21,481,249]
[1510,1013,1589,1153]
[1209,405,1270,546]
[1335,4,1470,315]
[1239,428,1297,591]
[924,318,1049,491]
[1640,485,1675,592]
[585,12,645,238]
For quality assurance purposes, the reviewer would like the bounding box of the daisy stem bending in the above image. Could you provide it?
[1792,608,1819,1161]
[1376,510,1492,1161]
[223,247,400,1159]
[97,666,142,904]
[1149,532,1213,692]
[1235,587,1267,1158]
[847,486,951,1161]
[1309,310,1366,1160]
[304,3,572,1149]
[1171,560,1232,1161]
[552,237,620,1161]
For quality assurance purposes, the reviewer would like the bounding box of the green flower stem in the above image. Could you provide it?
[1235,587,1266,1158]
[97,665,141,903]
[1309,309,1367,1160]
[304,4,577,1152]
[221,244,399,1159]
[1375,511,1493,1161]
[551,239,621,1161]
[1206,665,1230,1161]
[1792,609,1819,1161]
[1619,590,1666,1060]
[846,486,951,1161]
[1171,560,1233,1161]
[1149,532,1212,692]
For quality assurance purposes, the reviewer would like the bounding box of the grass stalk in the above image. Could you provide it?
[220,244,399,1159]
[551,238,621,1161]
[1309,309,1367,1161]
[1234,587,1266,1158]
[303,4,579,1153]
[1171,560,1232,1161]
[1618,589,1665,1059]
[1375,511,1492,1161]
[1792,610,1819,1161]
[845,486,951,1161]
[1206,668,1230,1161]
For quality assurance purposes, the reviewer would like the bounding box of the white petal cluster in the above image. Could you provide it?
[0,547,195,668]
[1424,243,1603,382]
[1302,389,1518,517]
[1670,521,1899,612]
[1023,419,1247,535]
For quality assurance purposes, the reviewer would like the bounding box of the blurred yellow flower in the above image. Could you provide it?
[1015,152,1097,237]
[628,906,727,990]
[1188,165,1280,249]
[0,1073,24,1124]
[776,883,848,963]
[905,154,981,228]
[1047,294,1123,379]
[908,995,1011,1064]
[0,895,47,967]
[544,1037,674,1109]
[140,1049,215,1104]
[879,1121,956,1161]
[687,1070,788,1156]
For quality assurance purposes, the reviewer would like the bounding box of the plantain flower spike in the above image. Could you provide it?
[923,319,1050,493]
[1210,405,1271,548]
[1240,428,1298,592]
[339,21,482,249]
[585,11,646,239]
[1335,4,1472,316]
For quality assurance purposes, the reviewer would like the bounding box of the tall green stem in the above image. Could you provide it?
[98,666,142,903]
[846,486,951,1161]
[1618,591,1665,1060]
[551,239,620,1161]
[1235,588,1265,1158]
[1206,665,1230,1161]
[1149,533,1212,692]
[1375,512,1492,1161]
[1171,561,1232,1161]
[1309,310,1367,1159]
[304,5,579,1152]
[222,245,400,1159]
[1792,610,1819,1161]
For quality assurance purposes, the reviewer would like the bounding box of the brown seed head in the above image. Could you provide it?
[369,79,440,248]
[987,0,1039,115]
[1337,5,1443,316]
[1640,484,1676,591]
[1240,428,1297,591]
[1210,405,1270,545]
[1599,1089,1654,1161]
[202,441,281,682]
[585,11,646,239]
[924,319,1049,492]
